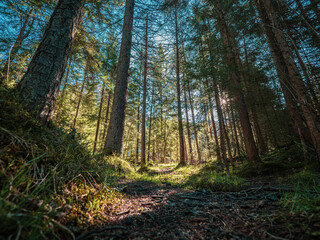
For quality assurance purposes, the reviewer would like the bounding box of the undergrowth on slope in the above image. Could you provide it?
[236,143,306,177]
[0,87,128,239]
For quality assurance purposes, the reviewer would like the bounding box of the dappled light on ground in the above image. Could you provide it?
[76,165,320,240]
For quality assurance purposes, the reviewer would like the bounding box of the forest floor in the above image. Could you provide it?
[76,165,320,240]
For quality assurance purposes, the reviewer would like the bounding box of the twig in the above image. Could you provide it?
[266,231,288,240]
[116,210,130,216]
[178,195,203,201]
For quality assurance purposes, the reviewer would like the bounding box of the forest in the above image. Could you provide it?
[0,0,320,239]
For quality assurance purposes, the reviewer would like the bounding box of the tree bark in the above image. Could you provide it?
[183,77,194,164]
[104,0,135,155]
[140,14,148,166]
[188,82,201,163]
[93,84,105,155]
[135,80,141,170]
[147,82,155,164]
[256,0,320,162]
[174,6,187,165]
[255,0,312,147]
[18,0,85,124]
[102,91,112,148]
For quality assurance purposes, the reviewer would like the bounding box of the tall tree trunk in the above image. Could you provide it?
[256,0,320,162]
[135,81,141,170]
[222,103,234,167]
[183,78,194,164]
[228,102,240,156]
[204,102,212,159]
[72,67,87,129]
[214,0,260,164]
[187,82,201,163]
[147,82,155,164]
[242,40,268,154]
[255,0,312,147]
[174,6,187,165]
[200,41,221,162]
[206,77,221,162]
[163,111,167,163]
[102,91,112,148]
[104,0,135,155]
[286,27,320,114]
[93,84,105,155]
[18,0,85,124]
[140,14,148,166]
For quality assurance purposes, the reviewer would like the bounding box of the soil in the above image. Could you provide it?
[76,170,320,240]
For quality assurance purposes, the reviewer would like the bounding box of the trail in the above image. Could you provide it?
[77,168,319,240]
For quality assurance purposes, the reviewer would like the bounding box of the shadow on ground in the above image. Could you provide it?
[76,175,319,240]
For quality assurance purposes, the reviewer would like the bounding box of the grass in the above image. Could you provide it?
[128,162,246,191]
[235,143,306,178]
[0,87,129,239]
[281,169,320,214]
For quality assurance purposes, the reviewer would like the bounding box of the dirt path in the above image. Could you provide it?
[76,176,319,240]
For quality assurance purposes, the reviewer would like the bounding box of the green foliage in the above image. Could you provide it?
[281,170,320,214]
[129,163,246,191]
[185,165,246,191]
[236,143,306,177]
[0,87,127,239]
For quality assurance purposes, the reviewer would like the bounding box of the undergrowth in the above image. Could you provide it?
[0,87,128,239]
[129,163,246,191]
[281,169,320,214]
[236,143,306,177]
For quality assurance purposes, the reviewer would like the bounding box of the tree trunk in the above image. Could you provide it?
[163,111,167,163]
[104,0,135,155]
[18,0,85,124]
[214,0,260,164]
[183,78,194,164]
[204,102,212,159]
[135,80,141,170]
[187,82,201,163]
[174,6,187,165]
[140,14,148,166]
[93,84,105,155]
[206,77,221,162]
[102,91,112,149]
[147,82,155,164]
[256,0,320,162]
[255,0,312,147]
[222,103,234,167]
[228,102,240,156]
[72,66,87,129]
[264,0,320,162]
